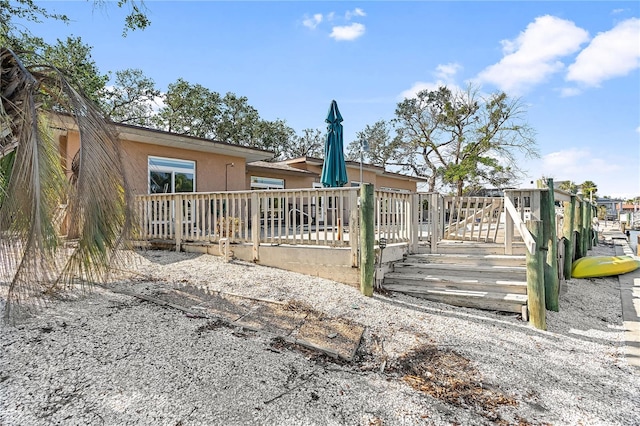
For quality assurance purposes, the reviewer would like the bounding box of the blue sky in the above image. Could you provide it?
[27,1,640,198]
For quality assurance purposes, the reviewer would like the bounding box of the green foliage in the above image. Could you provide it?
[216,92,260,145]
[152,79,295,154]
[152,78,221,137]
[580,180,598,200]
[252,119,296,159]
[558,180,578,193]
[116,0,151,36]
[41,36,109,105]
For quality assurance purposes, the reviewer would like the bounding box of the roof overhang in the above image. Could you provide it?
[47,113,274,163]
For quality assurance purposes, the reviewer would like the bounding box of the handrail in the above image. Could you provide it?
[504,196,536,255]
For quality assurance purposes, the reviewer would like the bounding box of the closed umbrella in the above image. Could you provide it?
[320,100,348,187]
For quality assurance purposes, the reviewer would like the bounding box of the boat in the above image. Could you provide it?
[571,255,640,279]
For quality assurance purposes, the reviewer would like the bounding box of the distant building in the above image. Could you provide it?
[596,198,626,220]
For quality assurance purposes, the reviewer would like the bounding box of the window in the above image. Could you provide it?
[250,176,284,190]
[148,156,195,194]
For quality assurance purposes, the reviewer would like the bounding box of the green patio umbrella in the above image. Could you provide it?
[320,100,348,187]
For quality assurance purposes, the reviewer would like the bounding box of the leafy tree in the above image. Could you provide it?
[580,180,597,201]
[41,36,110,105]
[251,119,296,160]
[281,128,324,160]
[0,48,134,319]
[345,120,396,168]
[152,81,296,155]
[392,84,538,195]
[152,78,221,137]
[216,92,260,145]
[102,68,160,126]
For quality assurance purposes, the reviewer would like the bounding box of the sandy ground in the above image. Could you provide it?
[1,241,640,425]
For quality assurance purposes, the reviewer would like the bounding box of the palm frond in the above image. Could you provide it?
[0,47,134,320]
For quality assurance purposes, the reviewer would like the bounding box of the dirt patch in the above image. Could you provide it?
[390,344,526,424]
[125,284,365,361]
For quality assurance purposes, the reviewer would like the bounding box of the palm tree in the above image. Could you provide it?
[0,48,134,320]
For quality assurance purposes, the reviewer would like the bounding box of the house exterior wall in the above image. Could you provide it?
[63,130,247,194]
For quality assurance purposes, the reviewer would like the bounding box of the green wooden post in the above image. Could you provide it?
[586,202,592,250]
[592,204,598,246]
[537,181,558,311]
[573,200,583,259]
[562,196,576,278]
[581,200,590,255]
[526,220,546,330]
[545,179,559,311]
[360,183,375,296]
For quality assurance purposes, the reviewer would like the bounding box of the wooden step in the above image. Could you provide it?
[404,253,526,267]
[383,287,528,314]
[393,262,527,281]
[433,242,528,256]
[384,273,528,294]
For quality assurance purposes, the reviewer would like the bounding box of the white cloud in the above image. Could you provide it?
[400,63,462,99]
[566,18,640,87]
[559,87,582,97]
[636,126,640,134]
[345,8,366,20]
[476,15,589,94]
[611,8,626,15]
[435,63,462,81]
[330,23,365,41]
[535,148,640,197]
[302,13,323,30]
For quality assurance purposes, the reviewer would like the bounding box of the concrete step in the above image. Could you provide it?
[404,253,526,268]
[392,262,527,281]
[383,286,528,314]
[384,273,528,294]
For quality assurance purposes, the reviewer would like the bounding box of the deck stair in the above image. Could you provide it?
[383,249,528,316]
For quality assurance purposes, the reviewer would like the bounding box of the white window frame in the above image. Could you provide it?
[148,156,196,194]
[250,176,284,190]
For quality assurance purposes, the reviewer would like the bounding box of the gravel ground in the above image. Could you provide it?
[1,242,640,425]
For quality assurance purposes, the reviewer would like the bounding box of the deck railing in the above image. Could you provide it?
[136,187,357,246]
[442,196,504,242]
[134,185,583,261]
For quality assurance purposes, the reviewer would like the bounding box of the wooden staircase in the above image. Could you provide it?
[383,242,529,318]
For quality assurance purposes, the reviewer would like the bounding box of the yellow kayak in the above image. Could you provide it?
[571,256,640,279]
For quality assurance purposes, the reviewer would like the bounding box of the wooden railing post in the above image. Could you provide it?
[360,183,374,296]
[573,198,583,259]
[526,220,546,330]
[581,200,590,256]
[587,202,594,250]
[543,179,559,311]
[562,195,576,278]
[429,193,439,253]
[251,192,259,261]
[349,189,359,267]
[174,195,183,252]
[504,191,514,255]
[410,193,419,253]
